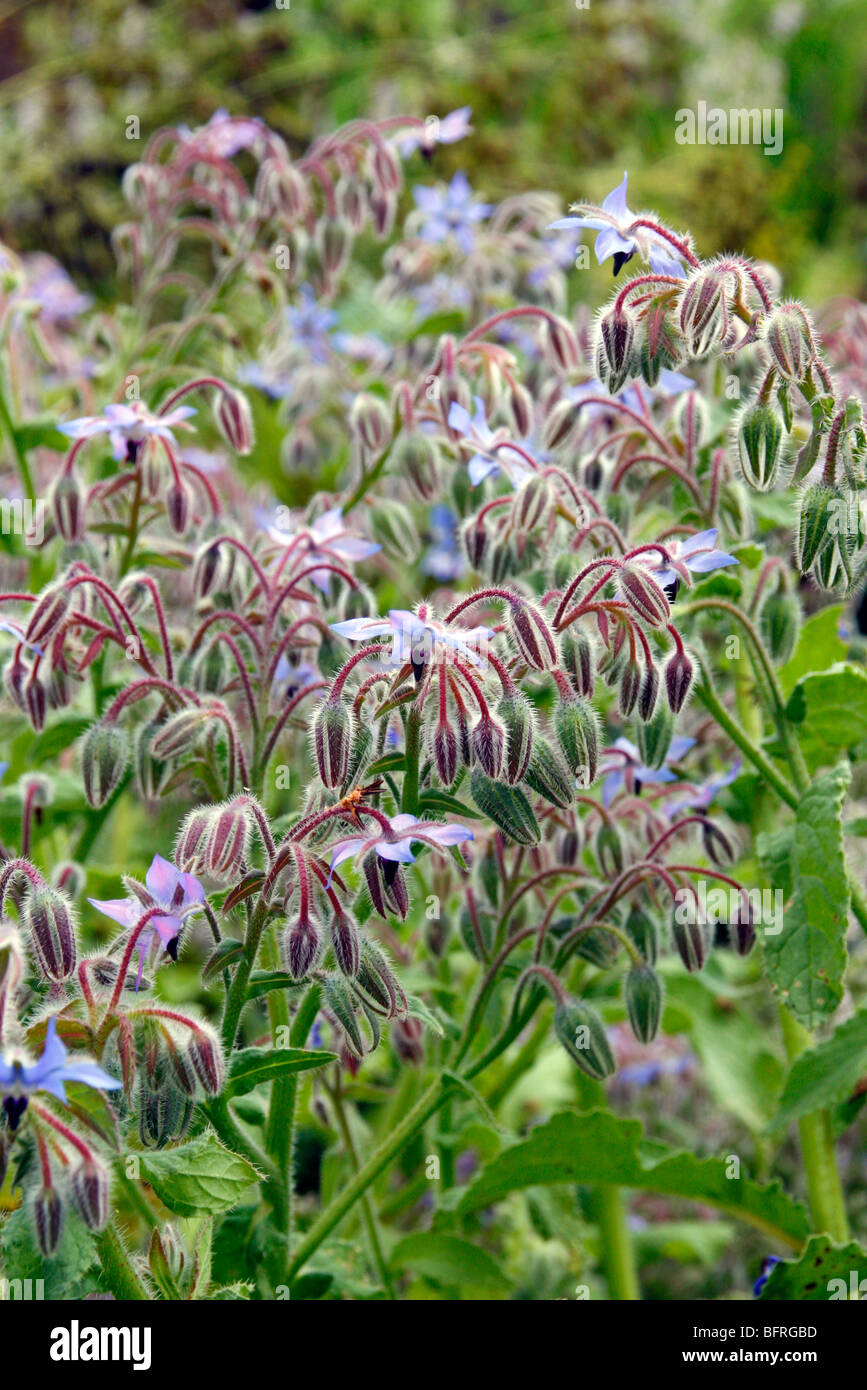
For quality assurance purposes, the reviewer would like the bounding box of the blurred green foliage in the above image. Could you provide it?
[0,0,865,298]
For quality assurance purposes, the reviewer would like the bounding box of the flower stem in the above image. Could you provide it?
[93,1221,151,1301]
[594,1185,640,1301]
[778,1005,850,1243]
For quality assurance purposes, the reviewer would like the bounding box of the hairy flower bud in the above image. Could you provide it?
[636,696,674,770]
[729,890,757,956]
[560,627,594,697]
[51,473,85,542]
[498,691,535,784]
[81,722,129,808]
[637,662,660,721]
[542,397,578,451]
[283,910,322,981]
[664,648,694,714]
[759,590,801,664]
[762,303,815,383]
[34,1185,65,1255]
[26,887,76,981]
[396,432,440,501]
[542,315,580,372]
[508,600,558,671]
[369,500,419,563]
[523,736,573,808]
[313,697,352,788]
[193,540,226,600]
[624,963,662,1043]
[71,1159,110,1231]
[618,657,642,718]
[25,585,71,648]
[511,475,552,535]
[176,809,211,875]
[214,387,255,455]
[462,515,489,570]
[392,1015,424,1065]
[188,1025,224,1095]
[672,909,711,972]
[596,307,635,394]
[330,909,361,978]
[796,483,839,573]
[350,393,391,453]
[737,398,786,492]
[554,998,615,1080]
[595,820,624,877]
[432,717,459,786]
[554,697,599,783]
[625,905,659,964]
[165,479,191,536]
[470,768,540,845]
[678,266,727,356]
[620,565,670,627]
[508,380,533,438]
[205,800,252,881]
[472,713,506,779]
[150,708,208,760]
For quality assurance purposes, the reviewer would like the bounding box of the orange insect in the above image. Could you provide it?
[335,780,383,825]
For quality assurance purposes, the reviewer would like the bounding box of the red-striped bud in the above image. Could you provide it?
[26,887,77,982]
[665,648,694,713]
[313,698,352,788]
[508,601,558,671]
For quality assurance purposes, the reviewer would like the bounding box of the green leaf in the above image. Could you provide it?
[757,763,851,1029]
[404,992,445,1037]
[778,606,847,696]
[226,1046,337,1097]
[631,1220,736,1267]
[417,789,483,819]
[137,1131,260,1216]
[388,1233,510,1292]
[0,1207,96,1298]
[13,419,68,452]
[773,1007,867,1129]
[760,1235,867,1300]
[409,310,467,341]
[202,938,245,980]
[28,717,91,764]
[457,1110,809,1249]
[246,970,303,1000]
[365,752,407,775]
[785,664,867,765]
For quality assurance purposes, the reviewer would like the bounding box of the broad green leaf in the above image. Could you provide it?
[226,1045,337,1097]
[757,763,850,1029]
[246,970,302,1000]
[202,938,245,979]
[760,1235,867,1300]
[137,1131,260,1216]
[778,606,846,696]
[785,664,867,765]
[417,789,483,819]
[773,1007,867,1129]
[0,1207,96,1298]
[632,1220,735,1267]
[389,1232,510,1292]
[28,717,91,764]
[457,1110,809,1249]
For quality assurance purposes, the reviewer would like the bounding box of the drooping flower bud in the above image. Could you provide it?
[554,697,599,784]
[620,566,670,628]
[595,306,635,394]
[470,768,540,845]
[542,397,578,451]
[737,398,786,492]
[595,820,624,877]
[313,697,352,788]
[204,800,252,881]
[625,905,659,964]
[369,500,419,564]
[432,718,459,787]
[498,691,535,784]
[471,714,506,779]
[618,658,642,718]
[796,483,840,573]
[187,1025,224,1095]
[214,387,254,454]
[165,479,191,536]
[511,475,552,535]
[350,393,391,453]
[25,585,71,648]
[524,736,573,808]
[507,600,558,671]
[637,697,674,770]
[759,590,801,665]
[71,1159,110,1231]
[26,887,77,981]
[560,627,594,697]
[672,908,711,972]
[624,963,662,1043]
[283,909,323,981]
[462,515,489,570]
[50,473,85,542]
[392,1016,424,1065]
[542,315,580,372]
[330,909,361,979]
[396,432,440,501]
[150,708,208,761]
[34,1185,65,1255]
[175,808,212,875]
[193,540,227,600]
[637,662,660,721]
[678,266,727,357]
[664,648,694,713]
[729,890,757,956]
[81,722,129,808]
[553,998,615,1080]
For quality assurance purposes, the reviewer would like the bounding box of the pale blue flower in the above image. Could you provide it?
[601,735,697,806]
[400,108,473,157]
[548,172,687,277]
[645,529,739,589]
[326,813,473,888]
[448,397,533,487]
[413,172,492,255]
[0,1017,120,1127]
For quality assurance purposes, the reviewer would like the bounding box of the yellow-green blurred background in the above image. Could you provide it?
[0,0,865,300]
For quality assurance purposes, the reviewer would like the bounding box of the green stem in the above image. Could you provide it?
[221,900,268,1051]
[0,380,35,502]
[287,1073,453,1281]
[595,1185,640,1301]
[343,437,395,513]
[401,703,422,815]
[93,1221,151,1301]
[778,1005,850,1243]
[328,1081,396,1299]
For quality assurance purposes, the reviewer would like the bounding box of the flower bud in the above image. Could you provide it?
[350,393,391,453]
[165,479,191,536]
[317,216,351,276]
[542,315,580,372]
[762,303,815,383]
[796,483,839,573]
[470,768,540,845]
[554,697,599,783]
[624,963,662,1043]
[664,648,694,714]
[432,718,459,786]
[471,714,506,779]
[737,398,786,492]
[758,590,801,665]
[283,910,323,981]
[672,909,711,972]
[313,697,352,788]
[369,500,419,563]
[81,722,129,808]
[729,890,757,956]
[188,1025,224,1095]
[498,691,535,784]
[396,432,440,501]
[618,658,642,718]
[625,905,659,964]
[678,266,727,356]
[553,998,615,1080]
[24,673,47,731]
[71,1159,110,1231]
[134,718,169,800]
[205,800,252,881]
[511,475,552,535]
[595,820,624,877]
[150,708,208,760]
[542,397,578,450]
[330,909,361,978]
[193,540,226,600]
[620,566,670,628]
[524,736,573,808]
[51,473,85,542]
[573,926,619,968]
[25,586,71,648]
[462,515,488,570]
[392,1016,424,1065]
[637,662,660,721]
[214,387,255,455]
[508,601,558,671]
[138,1081,194,1149]
[636,696,674,770]
[34,1186,64,1255]
[26,887,77,981]
[176,808,211,874]
[560,627,594,697]
[508,380,533,438]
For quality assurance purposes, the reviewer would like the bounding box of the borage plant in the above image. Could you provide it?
[1,115,866,1302]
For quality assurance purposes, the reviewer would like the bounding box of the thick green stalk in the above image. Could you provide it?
[93,1221,151,1301]
[401,703,422,815]
[594,1185,640,1301]
[0,380,35,502]
[221,900,269,1051]
[778,1006,850,1243]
